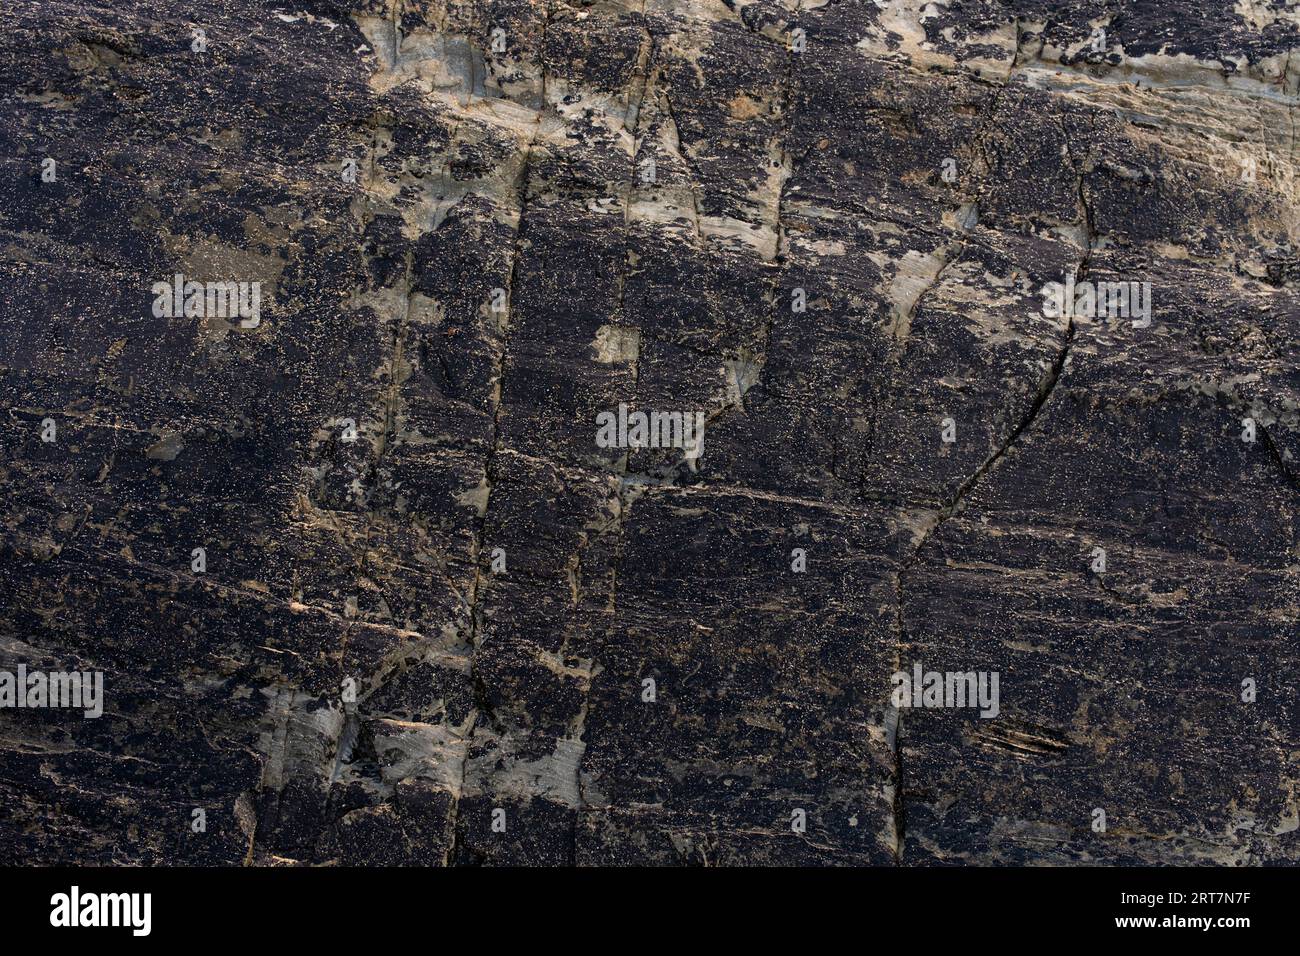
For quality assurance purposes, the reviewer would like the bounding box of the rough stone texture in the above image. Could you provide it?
[1,0,1297,865]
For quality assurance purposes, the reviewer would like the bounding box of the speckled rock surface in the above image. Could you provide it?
[1,0,1297,865]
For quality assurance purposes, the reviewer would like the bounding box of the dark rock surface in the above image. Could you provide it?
[1,0,1296,865]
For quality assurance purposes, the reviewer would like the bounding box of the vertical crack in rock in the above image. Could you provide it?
[658,88,704,241]
[368,250,416,503]
[888,17,1030,861]
[450,0,554,865]
[760,9,799,379]
[891,19,1020,347]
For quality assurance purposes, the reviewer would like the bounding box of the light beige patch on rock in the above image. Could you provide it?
[145,430,184,461]
[728,93,763,120]
[592,324,641,363]
[455,477,491,517]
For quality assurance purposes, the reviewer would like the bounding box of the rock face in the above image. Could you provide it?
[1,0,1298,866]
